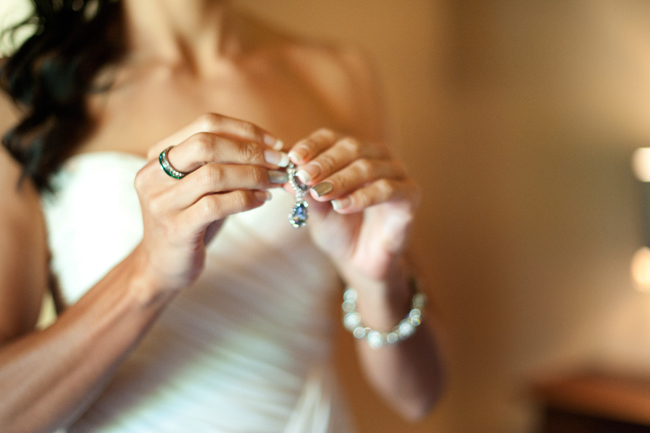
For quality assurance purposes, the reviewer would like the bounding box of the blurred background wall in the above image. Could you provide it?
[232,1,650,432]
[4,0,650,432]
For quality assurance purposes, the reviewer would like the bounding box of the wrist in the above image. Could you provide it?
[128,245,180,308]
[338,259,412,330]
[342,275,426,349]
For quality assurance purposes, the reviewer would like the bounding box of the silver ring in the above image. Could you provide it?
[159,146,187,179]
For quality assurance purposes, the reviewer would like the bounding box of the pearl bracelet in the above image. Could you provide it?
[342,283,427,350]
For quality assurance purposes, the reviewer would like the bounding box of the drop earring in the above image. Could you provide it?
[287,162,308,228]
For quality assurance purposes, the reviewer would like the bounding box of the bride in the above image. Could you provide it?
[0,0,444,431]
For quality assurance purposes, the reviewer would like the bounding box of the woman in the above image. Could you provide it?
[0,0,444,432]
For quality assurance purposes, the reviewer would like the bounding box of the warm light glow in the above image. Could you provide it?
[631,247,650,292]
[632,148,650,182]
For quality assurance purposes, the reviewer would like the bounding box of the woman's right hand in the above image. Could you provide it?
[132,113,289,294]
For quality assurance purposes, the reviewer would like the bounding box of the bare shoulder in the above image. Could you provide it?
[0,86,49,343]
[280,41,385,140]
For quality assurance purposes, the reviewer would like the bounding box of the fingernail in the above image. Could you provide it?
[268,169,289,184]
[332,197,351,211]
[288,148,308,163]
[264,150,290,167]
[264,134,283,150]
[296,164,320,184]
[255,190,273,202]
[311,182,333,197]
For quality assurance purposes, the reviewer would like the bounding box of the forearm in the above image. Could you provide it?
[0,246,175,433]
[339,262,445,421]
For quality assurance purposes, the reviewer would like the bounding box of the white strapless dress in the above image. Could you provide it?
[41,152,357,433]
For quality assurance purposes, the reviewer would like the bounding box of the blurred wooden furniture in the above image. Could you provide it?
[532,371,650,433]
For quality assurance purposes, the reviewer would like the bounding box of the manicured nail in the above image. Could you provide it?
[264,134,284,150]
[255,190,273,202]
[268,169,289,184]
[296,164,320,184]
[311,182,333,197]
[331,197,351,211]
[264,150,290,167]
[288,148,308,164]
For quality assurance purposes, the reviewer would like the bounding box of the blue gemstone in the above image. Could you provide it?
[289,202,308,228]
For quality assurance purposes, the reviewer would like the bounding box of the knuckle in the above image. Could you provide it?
[134,162,157,192]
[241,141,262,162]
[233,190,252,209]
[134,167,148,192]
[376,179,394,197]
[190,132,214,156]
[200,113,222,130]
[353,191,370,208]
[339,137,361,157]
[199,196,219,219]
[315,128,336,141]
[148,194,166,216]
[200,164,223,186]
[220,117,262,141]
[248,166,267,184]
[315,153,335,172]
[237,121,257,138]
[356,158,374,178]
[334,172,352,190]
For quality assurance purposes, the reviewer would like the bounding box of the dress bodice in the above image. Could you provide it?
[41,152,355,433]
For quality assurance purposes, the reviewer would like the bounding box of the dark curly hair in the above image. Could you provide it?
[0,0,125,191]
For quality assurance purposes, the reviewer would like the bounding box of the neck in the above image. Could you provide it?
[121,0,236,73]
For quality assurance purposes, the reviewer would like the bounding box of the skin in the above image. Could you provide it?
[0,1,444,431]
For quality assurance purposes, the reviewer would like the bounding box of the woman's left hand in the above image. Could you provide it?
[286,128,419,281]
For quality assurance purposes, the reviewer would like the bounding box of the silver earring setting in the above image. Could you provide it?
[287,162,308,228]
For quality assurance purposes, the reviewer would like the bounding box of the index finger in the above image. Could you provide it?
[147,113,283,160]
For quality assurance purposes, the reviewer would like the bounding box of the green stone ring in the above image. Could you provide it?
[159,146,187,180]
